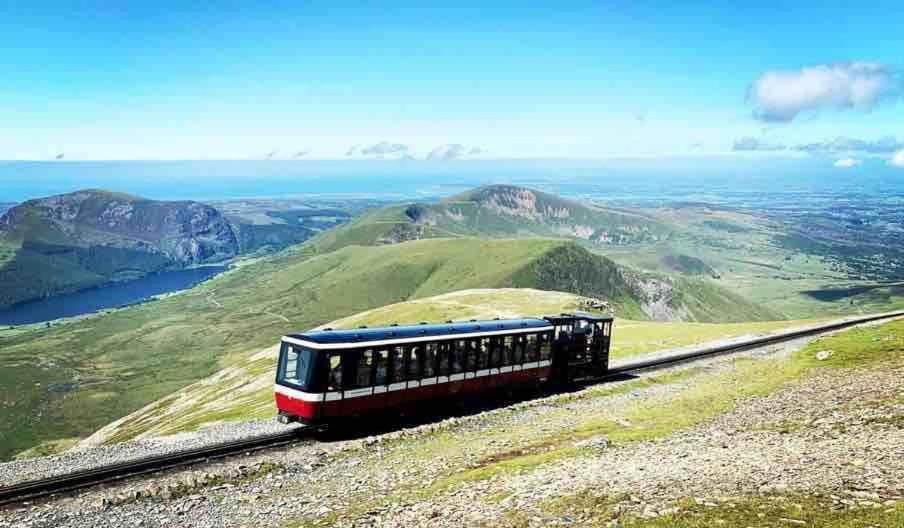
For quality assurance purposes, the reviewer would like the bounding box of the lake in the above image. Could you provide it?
[0,266,228,326]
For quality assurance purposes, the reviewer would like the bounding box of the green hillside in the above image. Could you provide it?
[83,289,807,445]
[0,236,775,460]
[313,184,670,253]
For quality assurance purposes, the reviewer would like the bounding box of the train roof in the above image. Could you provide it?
[545,311,613,324]
[285,317,553,346]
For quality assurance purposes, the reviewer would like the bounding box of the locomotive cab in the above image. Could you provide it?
[546,312,613,385]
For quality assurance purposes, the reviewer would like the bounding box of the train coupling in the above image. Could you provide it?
[277,413,297,425]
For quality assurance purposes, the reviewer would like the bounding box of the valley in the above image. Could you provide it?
[1,183,902,464]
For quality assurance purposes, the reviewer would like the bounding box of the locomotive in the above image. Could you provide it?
[275,312,613,425]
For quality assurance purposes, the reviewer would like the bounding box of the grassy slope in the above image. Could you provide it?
[291,319,904,527]
[1,237,634,459]
[81,288,819,446]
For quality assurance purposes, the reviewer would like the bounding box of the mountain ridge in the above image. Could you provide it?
[312,184,671,253]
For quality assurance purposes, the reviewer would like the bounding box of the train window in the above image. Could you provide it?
[389,346,405,384]
[355,350,374,388]
[424,343,437,377]
[477,338,490,370]
[374,349,389,385]
[464,340,477,371]
[452,341,466,374]
[539,333,552,361]
[502,336,514,366]
[328,353,343,390]
[489,337,502,368]
[512,335,525,364]
[436,342,450,376]
[278,344,318,391]
[406,345,421,380]
[525,334,539,362]
[281,346,299,382]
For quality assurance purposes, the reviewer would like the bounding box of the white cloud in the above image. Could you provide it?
[426,143,485,161]
[748,62,899,122]
[833,158,861,168]
[891,150,904,168]
[346,141,410,158]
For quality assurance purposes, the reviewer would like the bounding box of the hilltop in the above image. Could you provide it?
[313,184,670,252]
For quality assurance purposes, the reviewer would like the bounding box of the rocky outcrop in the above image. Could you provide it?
[1,190,239,265]
[0,190,240,307]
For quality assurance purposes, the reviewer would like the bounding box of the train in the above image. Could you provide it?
[274,312,613,425]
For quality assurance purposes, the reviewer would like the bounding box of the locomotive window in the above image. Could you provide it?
[355,350,374,388]
[539,333,552,361]
[406,345,421,381]
[374,349,389,385]
[389,346,405,384]
[328,353,343,390]
[424,342,437,377]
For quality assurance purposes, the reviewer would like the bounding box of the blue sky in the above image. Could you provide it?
[1,1,903,164]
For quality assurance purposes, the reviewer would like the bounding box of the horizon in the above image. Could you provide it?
[3,157,904,204]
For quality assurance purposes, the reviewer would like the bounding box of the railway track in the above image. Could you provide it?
[2,309,902,507]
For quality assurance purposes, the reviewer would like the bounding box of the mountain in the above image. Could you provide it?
[0,190,351,309]
[0,237,775,459]
[0,203,14,214]
[313,184,670,252]
[0,190,240,308]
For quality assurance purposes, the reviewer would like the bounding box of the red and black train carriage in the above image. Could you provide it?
[275,312,613,425]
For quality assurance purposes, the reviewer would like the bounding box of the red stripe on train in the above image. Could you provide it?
[275,367,550,422]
